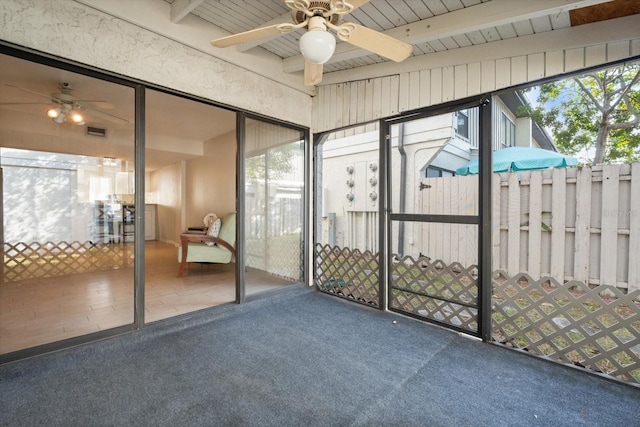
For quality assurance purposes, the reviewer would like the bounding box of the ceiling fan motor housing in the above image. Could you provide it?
[291,1,341,26]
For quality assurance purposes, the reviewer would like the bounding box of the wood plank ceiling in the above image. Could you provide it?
[164,0,636,81]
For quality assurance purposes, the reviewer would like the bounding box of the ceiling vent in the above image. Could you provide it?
[86,126,107,138]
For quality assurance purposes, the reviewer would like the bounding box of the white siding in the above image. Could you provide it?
[312,40,640,133]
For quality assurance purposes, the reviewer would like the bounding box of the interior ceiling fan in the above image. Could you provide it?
[0,82,129,125]
[210,0,413,86]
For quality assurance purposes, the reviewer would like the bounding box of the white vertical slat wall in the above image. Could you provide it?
[312,40,640,133]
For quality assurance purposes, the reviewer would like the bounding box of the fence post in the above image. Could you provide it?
[600,165,619,287]
[628,163,640,292]
[573,167,592,284]
[507,173,520,277]
[550,168,567,281]
[528,171,543,278]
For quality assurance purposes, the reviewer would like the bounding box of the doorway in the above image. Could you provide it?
[386,106,483,335]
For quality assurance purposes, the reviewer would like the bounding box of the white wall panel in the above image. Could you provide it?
[467,62,481,96]
[608,40,631,62]
[565,47,585,72]
[398,73,410,113]
[481,60,496,93]
[585,45,607,67]
[419,70,431,106]
[430,68,443,105]
[510,56,527,85]
[454,65,467,100]
[527,53,545,81]
[409,71,421,111]
[545,50,565,77]
[495,58,511,89]
[442,66,455,102]
[313,39,640,133]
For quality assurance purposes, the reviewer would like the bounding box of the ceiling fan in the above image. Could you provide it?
[210,0,413,86]
[0,82,129,125]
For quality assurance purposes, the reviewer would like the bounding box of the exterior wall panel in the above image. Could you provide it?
[312,39,640,133]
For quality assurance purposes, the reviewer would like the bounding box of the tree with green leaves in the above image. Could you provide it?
[527,63,640,164]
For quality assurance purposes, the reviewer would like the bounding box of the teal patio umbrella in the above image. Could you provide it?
[455,146,578,176]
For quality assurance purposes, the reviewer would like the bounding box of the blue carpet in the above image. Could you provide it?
[1,286,638,426]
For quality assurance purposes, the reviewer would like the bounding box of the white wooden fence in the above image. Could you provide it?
[417,163,640,293]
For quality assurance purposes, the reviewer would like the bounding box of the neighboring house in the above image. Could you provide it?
[319,91,555,252]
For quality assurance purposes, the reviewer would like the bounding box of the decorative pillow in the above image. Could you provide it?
[203,213,218,228]
[205,218,221,246]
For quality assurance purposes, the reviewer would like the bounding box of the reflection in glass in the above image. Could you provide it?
[244,118,304,295]
[0,53,135,353]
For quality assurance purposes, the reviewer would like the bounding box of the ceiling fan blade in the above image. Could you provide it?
[84,108,129,125]
[304,61,323,86]
[338,22,412,62]
[4,84,54,101]
[211,24,285,48]
[76,100,116,110]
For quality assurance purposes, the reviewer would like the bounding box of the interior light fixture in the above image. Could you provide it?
[69,110,85,125]
[299,16,336,65]
[47,106,61,119]
[46,104,85,126]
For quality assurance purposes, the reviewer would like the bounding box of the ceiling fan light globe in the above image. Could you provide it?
[47,107,61,119]
[70,111,84,124]
[53,113,66,124]
[299,30,336,64]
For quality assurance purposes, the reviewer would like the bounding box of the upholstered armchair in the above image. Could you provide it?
[177,212,236,277]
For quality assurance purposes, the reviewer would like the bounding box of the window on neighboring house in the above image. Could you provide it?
[500,113,516,148]
[425,166,454,178]
[455,110,469,139]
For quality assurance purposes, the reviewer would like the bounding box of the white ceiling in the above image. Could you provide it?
[160,0,627,84]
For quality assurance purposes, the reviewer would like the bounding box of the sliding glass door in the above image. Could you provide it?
[0,53,136,354]
[242,117,305,297]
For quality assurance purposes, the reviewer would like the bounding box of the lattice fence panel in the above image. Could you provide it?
[314,243,379,306]
[390,255,479,332]
[266,235,303,282]
[3,241,134,282]
[492,270,640,385]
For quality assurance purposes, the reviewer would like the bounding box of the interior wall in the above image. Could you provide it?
[185,130,236,228]
[0,0,311,128]
[312,37,640,133]
[152,162,181,245]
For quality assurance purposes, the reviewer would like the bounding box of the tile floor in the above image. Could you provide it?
[0,241,293,354]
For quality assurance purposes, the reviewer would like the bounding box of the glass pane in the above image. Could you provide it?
[314,124,380,306]
[144,89,237,322]
[390,108,479,216]
[244,118,304,295]
[0,53,135,353]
